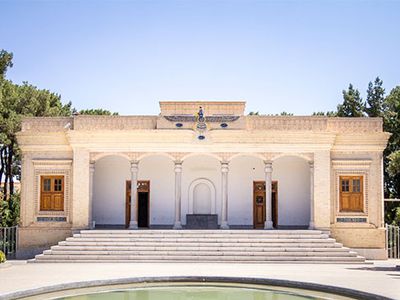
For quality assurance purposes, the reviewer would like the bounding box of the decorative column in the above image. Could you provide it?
[173,161,183,229]
[264,161,273,229]
[309,161,315,229]
[129,161,139,229]
[88,162,95,229]
[220,162,229,229]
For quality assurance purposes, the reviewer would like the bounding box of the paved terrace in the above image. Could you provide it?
[0,260,399,299]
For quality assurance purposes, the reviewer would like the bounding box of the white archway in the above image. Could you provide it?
[92,155,130,226]
[188,178,216,215]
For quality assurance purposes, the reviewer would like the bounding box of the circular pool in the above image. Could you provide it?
[27,282,356,300]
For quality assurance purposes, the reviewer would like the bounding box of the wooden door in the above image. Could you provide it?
[253,181,278,229]
[253,181,266,228]
[125,180,150,228]
[272,181,278,228]
[125,181,131,228]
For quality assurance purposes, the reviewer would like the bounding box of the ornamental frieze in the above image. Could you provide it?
[164,115,240,123]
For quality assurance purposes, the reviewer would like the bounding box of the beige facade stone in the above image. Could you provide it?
[16,101,390,259]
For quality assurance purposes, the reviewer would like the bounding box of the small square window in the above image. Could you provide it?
[341,180,350,192]
[54,179,62,191]
[43,179,51,191]
[352,179,361,193]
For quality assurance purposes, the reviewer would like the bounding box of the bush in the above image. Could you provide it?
[0,192,20,227]
[0,251,5,263]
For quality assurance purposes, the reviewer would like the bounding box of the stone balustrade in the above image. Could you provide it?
[20,115,383,133]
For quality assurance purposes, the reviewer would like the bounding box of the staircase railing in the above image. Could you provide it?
[0,226,18,259]
[386,224,400,259]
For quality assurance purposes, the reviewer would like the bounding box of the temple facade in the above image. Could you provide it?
[16,101,390,259]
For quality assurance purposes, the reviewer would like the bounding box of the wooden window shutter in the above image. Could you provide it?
[339,175,363,212]
[40,176,65,211]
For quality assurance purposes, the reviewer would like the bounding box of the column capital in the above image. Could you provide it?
[89,162,95,173]
[130,161,139,172]
[221,162,229,173]
[308,160,314,169]
[264,160,273,173]
[174,162,183,172]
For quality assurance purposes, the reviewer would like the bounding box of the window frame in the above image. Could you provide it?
[339,175,364,213]
[40,175,65,211]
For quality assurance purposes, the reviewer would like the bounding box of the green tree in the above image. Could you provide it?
[382,86,400,225]
[337,84,365,117]
[0,81,72,199]
[0,50,13,80]
[384,86,400,198]
[365,77,386,117]
[79,108,118,115]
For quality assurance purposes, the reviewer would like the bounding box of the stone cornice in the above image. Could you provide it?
[246,116,383,133]
[19,115,385,134]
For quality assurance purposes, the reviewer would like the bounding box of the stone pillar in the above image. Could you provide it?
[220,162,229,229]
[264,161,273,229]
[72,148,90,229]
[129,161,139,229]
[88,162,95,229]
[308,161,315,229]
[173,162,183,229]
[313,150,331,230]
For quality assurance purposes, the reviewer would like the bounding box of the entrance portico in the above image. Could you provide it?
[88,151,314,230]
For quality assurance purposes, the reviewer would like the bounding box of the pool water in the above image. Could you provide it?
[55,285,347,300]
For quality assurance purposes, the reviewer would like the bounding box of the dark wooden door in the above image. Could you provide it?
[253,181,266,229]
[253,181,278,229]
[126,180,150,228]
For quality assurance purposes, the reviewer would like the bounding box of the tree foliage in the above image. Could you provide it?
[365,77,386,117]
[0,50,13,80]
[337,84,365,117]
[79,108,118,115]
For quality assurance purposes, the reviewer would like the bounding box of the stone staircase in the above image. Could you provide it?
[32,230,365,263]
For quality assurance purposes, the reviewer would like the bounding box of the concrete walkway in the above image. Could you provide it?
[0,260,399,299]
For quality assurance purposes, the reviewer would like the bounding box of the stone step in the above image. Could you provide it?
[43,250,357,257]
[32,229,362,263]
[79,229,324,235]
[34,254,365,262]
[59,241,342,248]
[74,233,330,239]
[65,237,336,243]
[51,245,349,252]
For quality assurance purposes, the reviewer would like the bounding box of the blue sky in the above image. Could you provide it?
[1,0,399,115]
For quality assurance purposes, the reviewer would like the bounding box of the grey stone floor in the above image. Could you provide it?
[0,260,399,299]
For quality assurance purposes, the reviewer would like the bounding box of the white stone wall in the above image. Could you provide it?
[182,155,222,225]
[138,155,175,225]
[93,155,130,225]
[228,156,264,226]
[272,156,311,227]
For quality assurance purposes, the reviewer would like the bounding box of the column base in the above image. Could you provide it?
[264,220,273,229]
[129,221,138,229]
[89,221,96,229]
[173,221,182,229]
[220,222,229,229]
[308,221,315,230]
